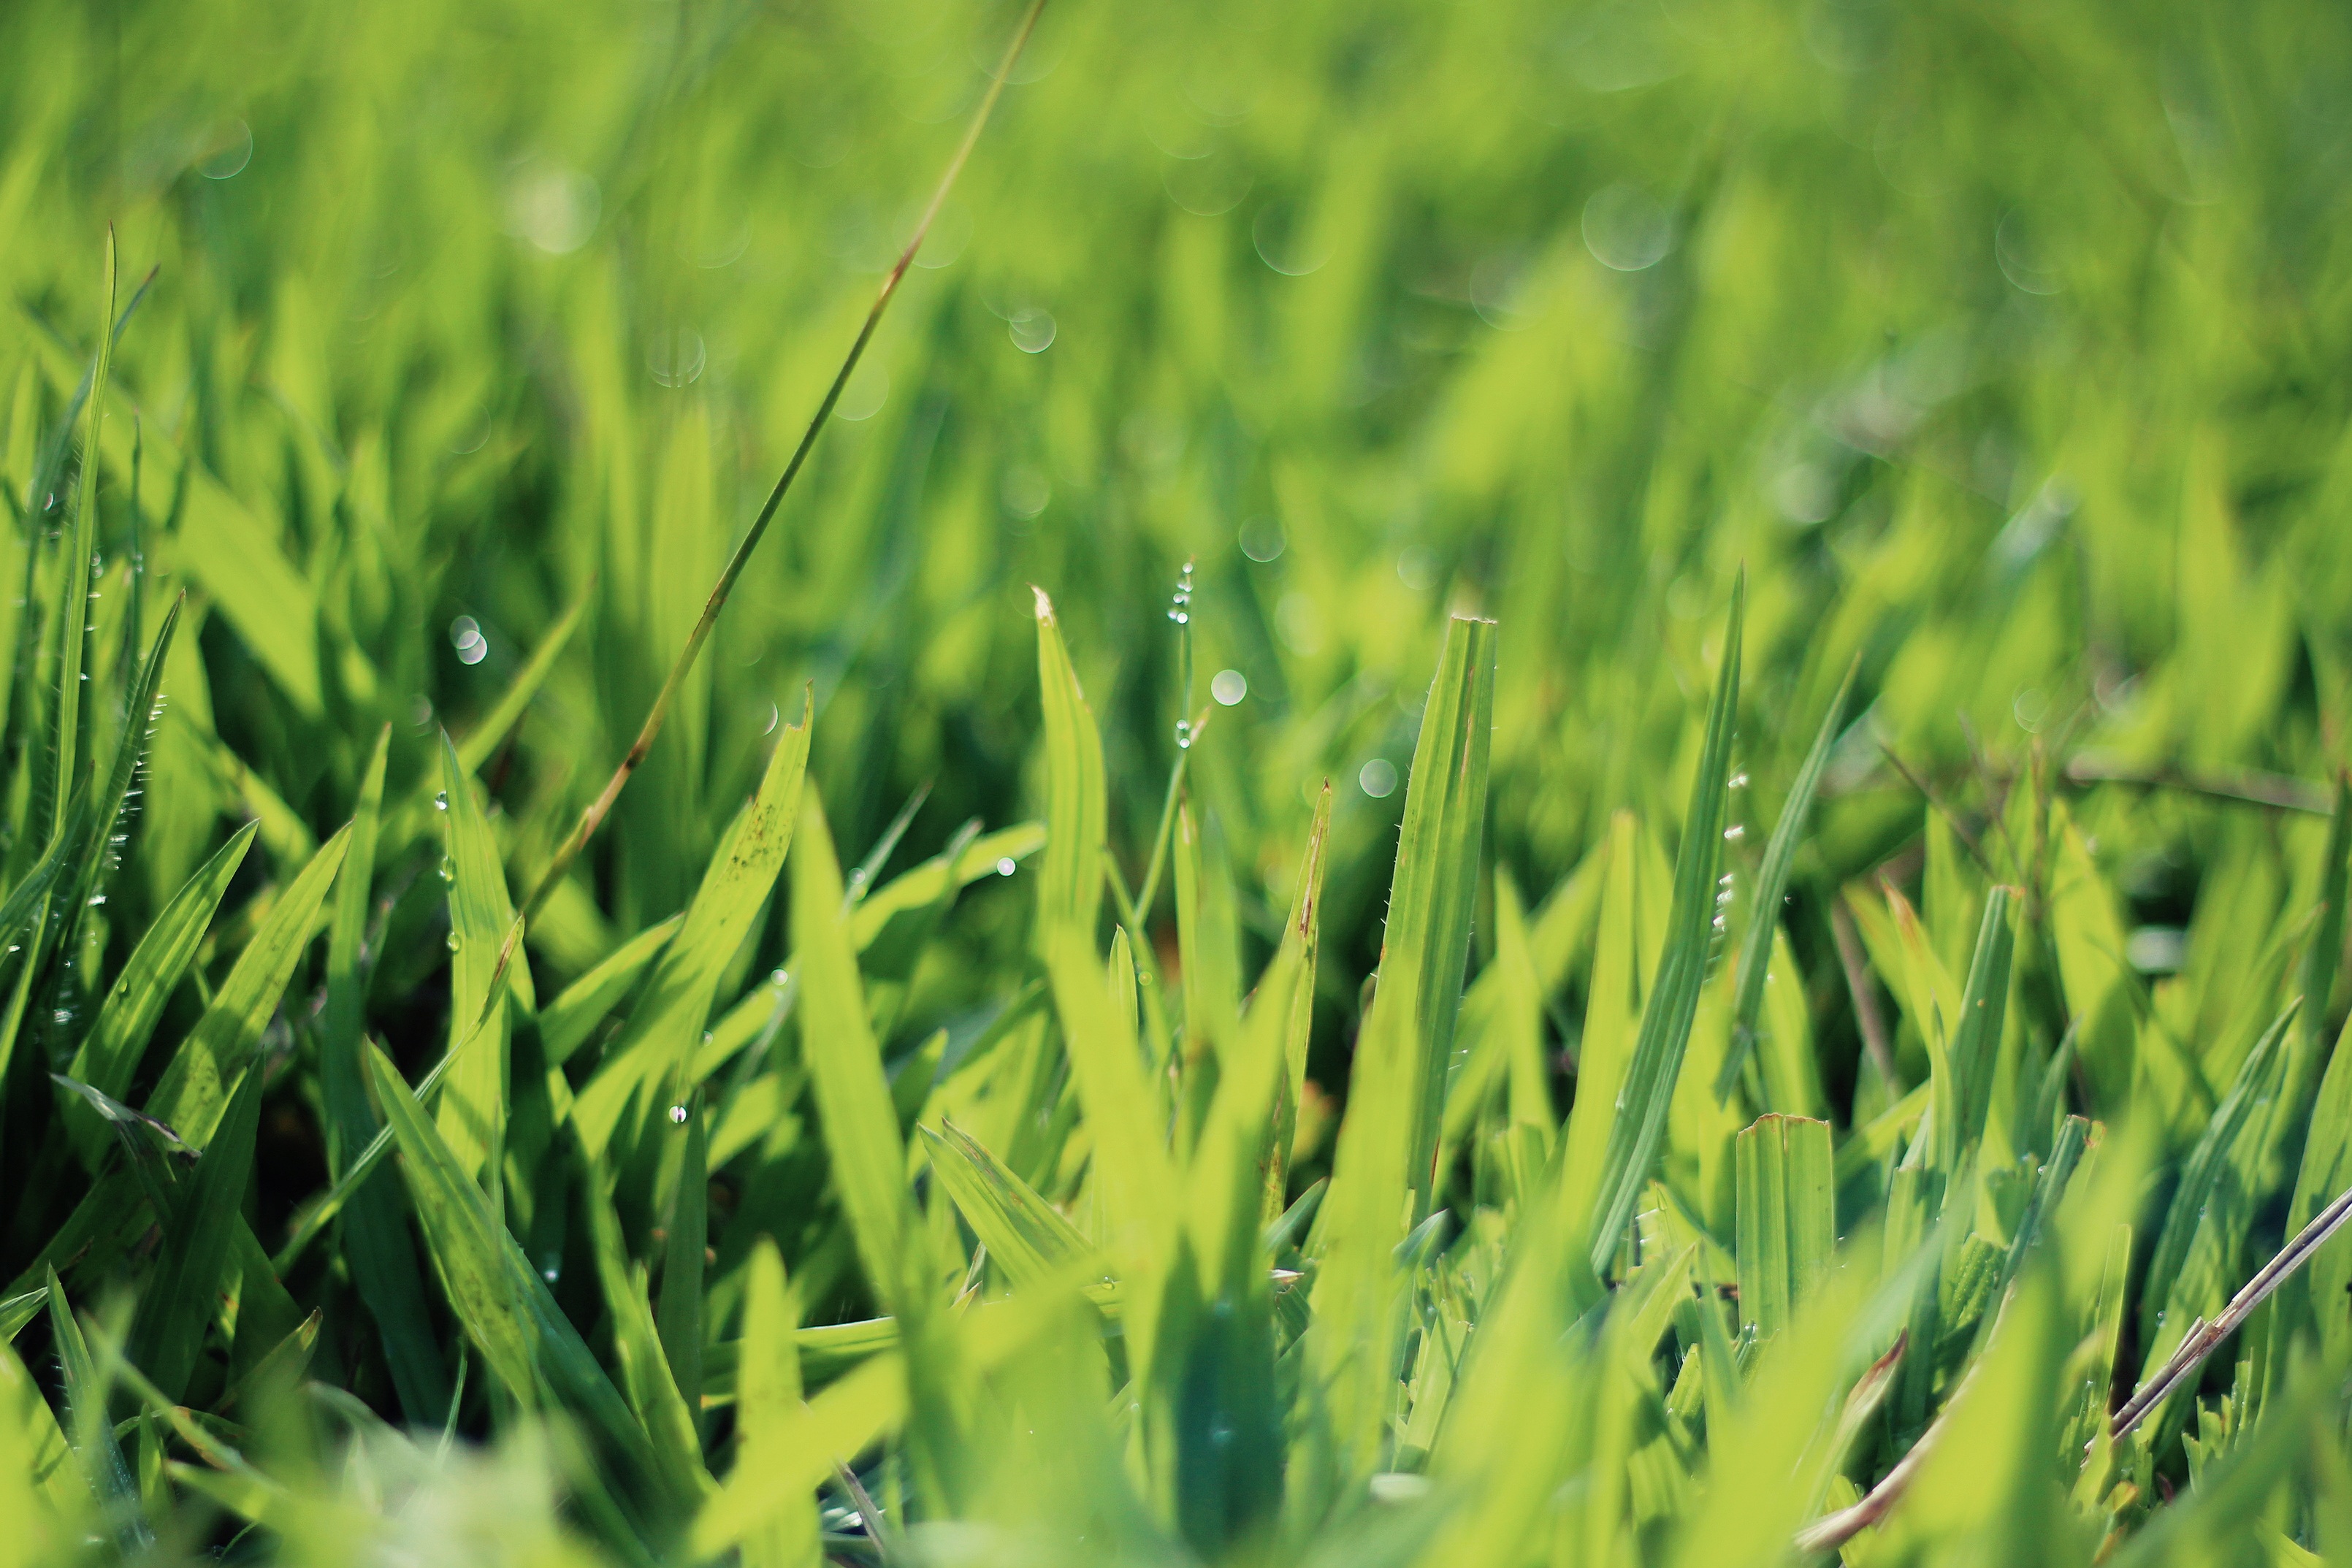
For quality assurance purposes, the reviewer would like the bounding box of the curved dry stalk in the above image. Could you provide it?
[2108,1174,2352,1442]
[1795,1176,2352,1556]
[474,0,1049,1006]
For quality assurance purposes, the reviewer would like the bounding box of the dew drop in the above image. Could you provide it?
[1728,772,1750,790]
[669,1104,689,1125]
[995,857,1017,876]
[446,930,462,952]
[771,968,790,986]
[433,791,450,811]
[1723,824,1745,842]
[438,854,457,882]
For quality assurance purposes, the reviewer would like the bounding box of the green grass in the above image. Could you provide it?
[7,0,2352,1562]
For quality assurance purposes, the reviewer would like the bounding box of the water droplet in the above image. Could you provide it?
[995,857,1016,876]
[771,968,790,986]
[1729,772,1750,790]
[446,931,462,951]
[541,1266,560,1282]
[439,854,457,882]
[669,1104,689,1125]
[433,791,450,811]
[1723,824,1744,842]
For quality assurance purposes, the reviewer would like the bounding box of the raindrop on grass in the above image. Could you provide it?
[996,857,1017,876]
[433,791,449,811]
[1359,758,1399,799]
[1211,669,1248,705]
[669,1104,690,1125]
[446,931,462,951]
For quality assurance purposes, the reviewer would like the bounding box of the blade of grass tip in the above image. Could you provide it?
[848,780,932,908]
[1714,654,1855,1102]
[53,231,117,844]
[1586,575,1744,1277]
[1031,586,1108,949]
[500,0,1049,955]
[18,261,157,522]
[45,1268,151,1556]
[68,592,178,930]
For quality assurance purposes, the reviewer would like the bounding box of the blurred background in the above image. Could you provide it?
[4,0,2351,1106]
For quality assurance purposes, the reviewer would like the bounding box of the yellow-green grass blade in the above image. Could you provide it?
[1031,587,1107,947]
[1733,1113,1835,1339]
[793,790,965,1506]
[735,1240,822,1568]
[582,1153,714,1505]
[1586,577,1742,1277]
[573,690,810,1162]
[541,913,683,1066]
[1263,783,1331,1223]
[436,727,530,1182]
[50,232,114,841]
[1714,657,1854,1102]
[920,1118,1100,1290]
[849,823,1045,951]
[47,1267,150,1556]
[1306,613,1495,1486]
[657,1088,709,1436]
[144,822,351,1150]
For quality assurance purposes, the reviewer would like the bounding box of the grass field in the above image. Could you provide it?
[7,0,2352,1562]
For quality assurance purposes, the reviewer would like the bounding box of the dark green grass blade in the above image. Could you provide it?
[47,1266,150,1556]
[2138,1004,2298,1361]
[127,1063,263,1400]
[1586,576,1744,1276]
[322,729,450,1423]
[364,1040,676,1531]
[1715,657,1855,1101]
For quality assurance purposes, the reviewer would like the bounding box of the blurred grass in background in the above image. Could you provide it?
[9,0,2352,1561]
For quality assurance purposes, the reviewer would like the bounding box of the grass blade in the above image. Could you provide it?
[46,1267,150,1556]
[1733,1112,1834,1338]
[127,1063,263,1400]
[145,822,352,1149]
[1714,656,1854,1101]
[573,691,810,1162]
[1585,576,1743,1277]
[1031,586,1107,946]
